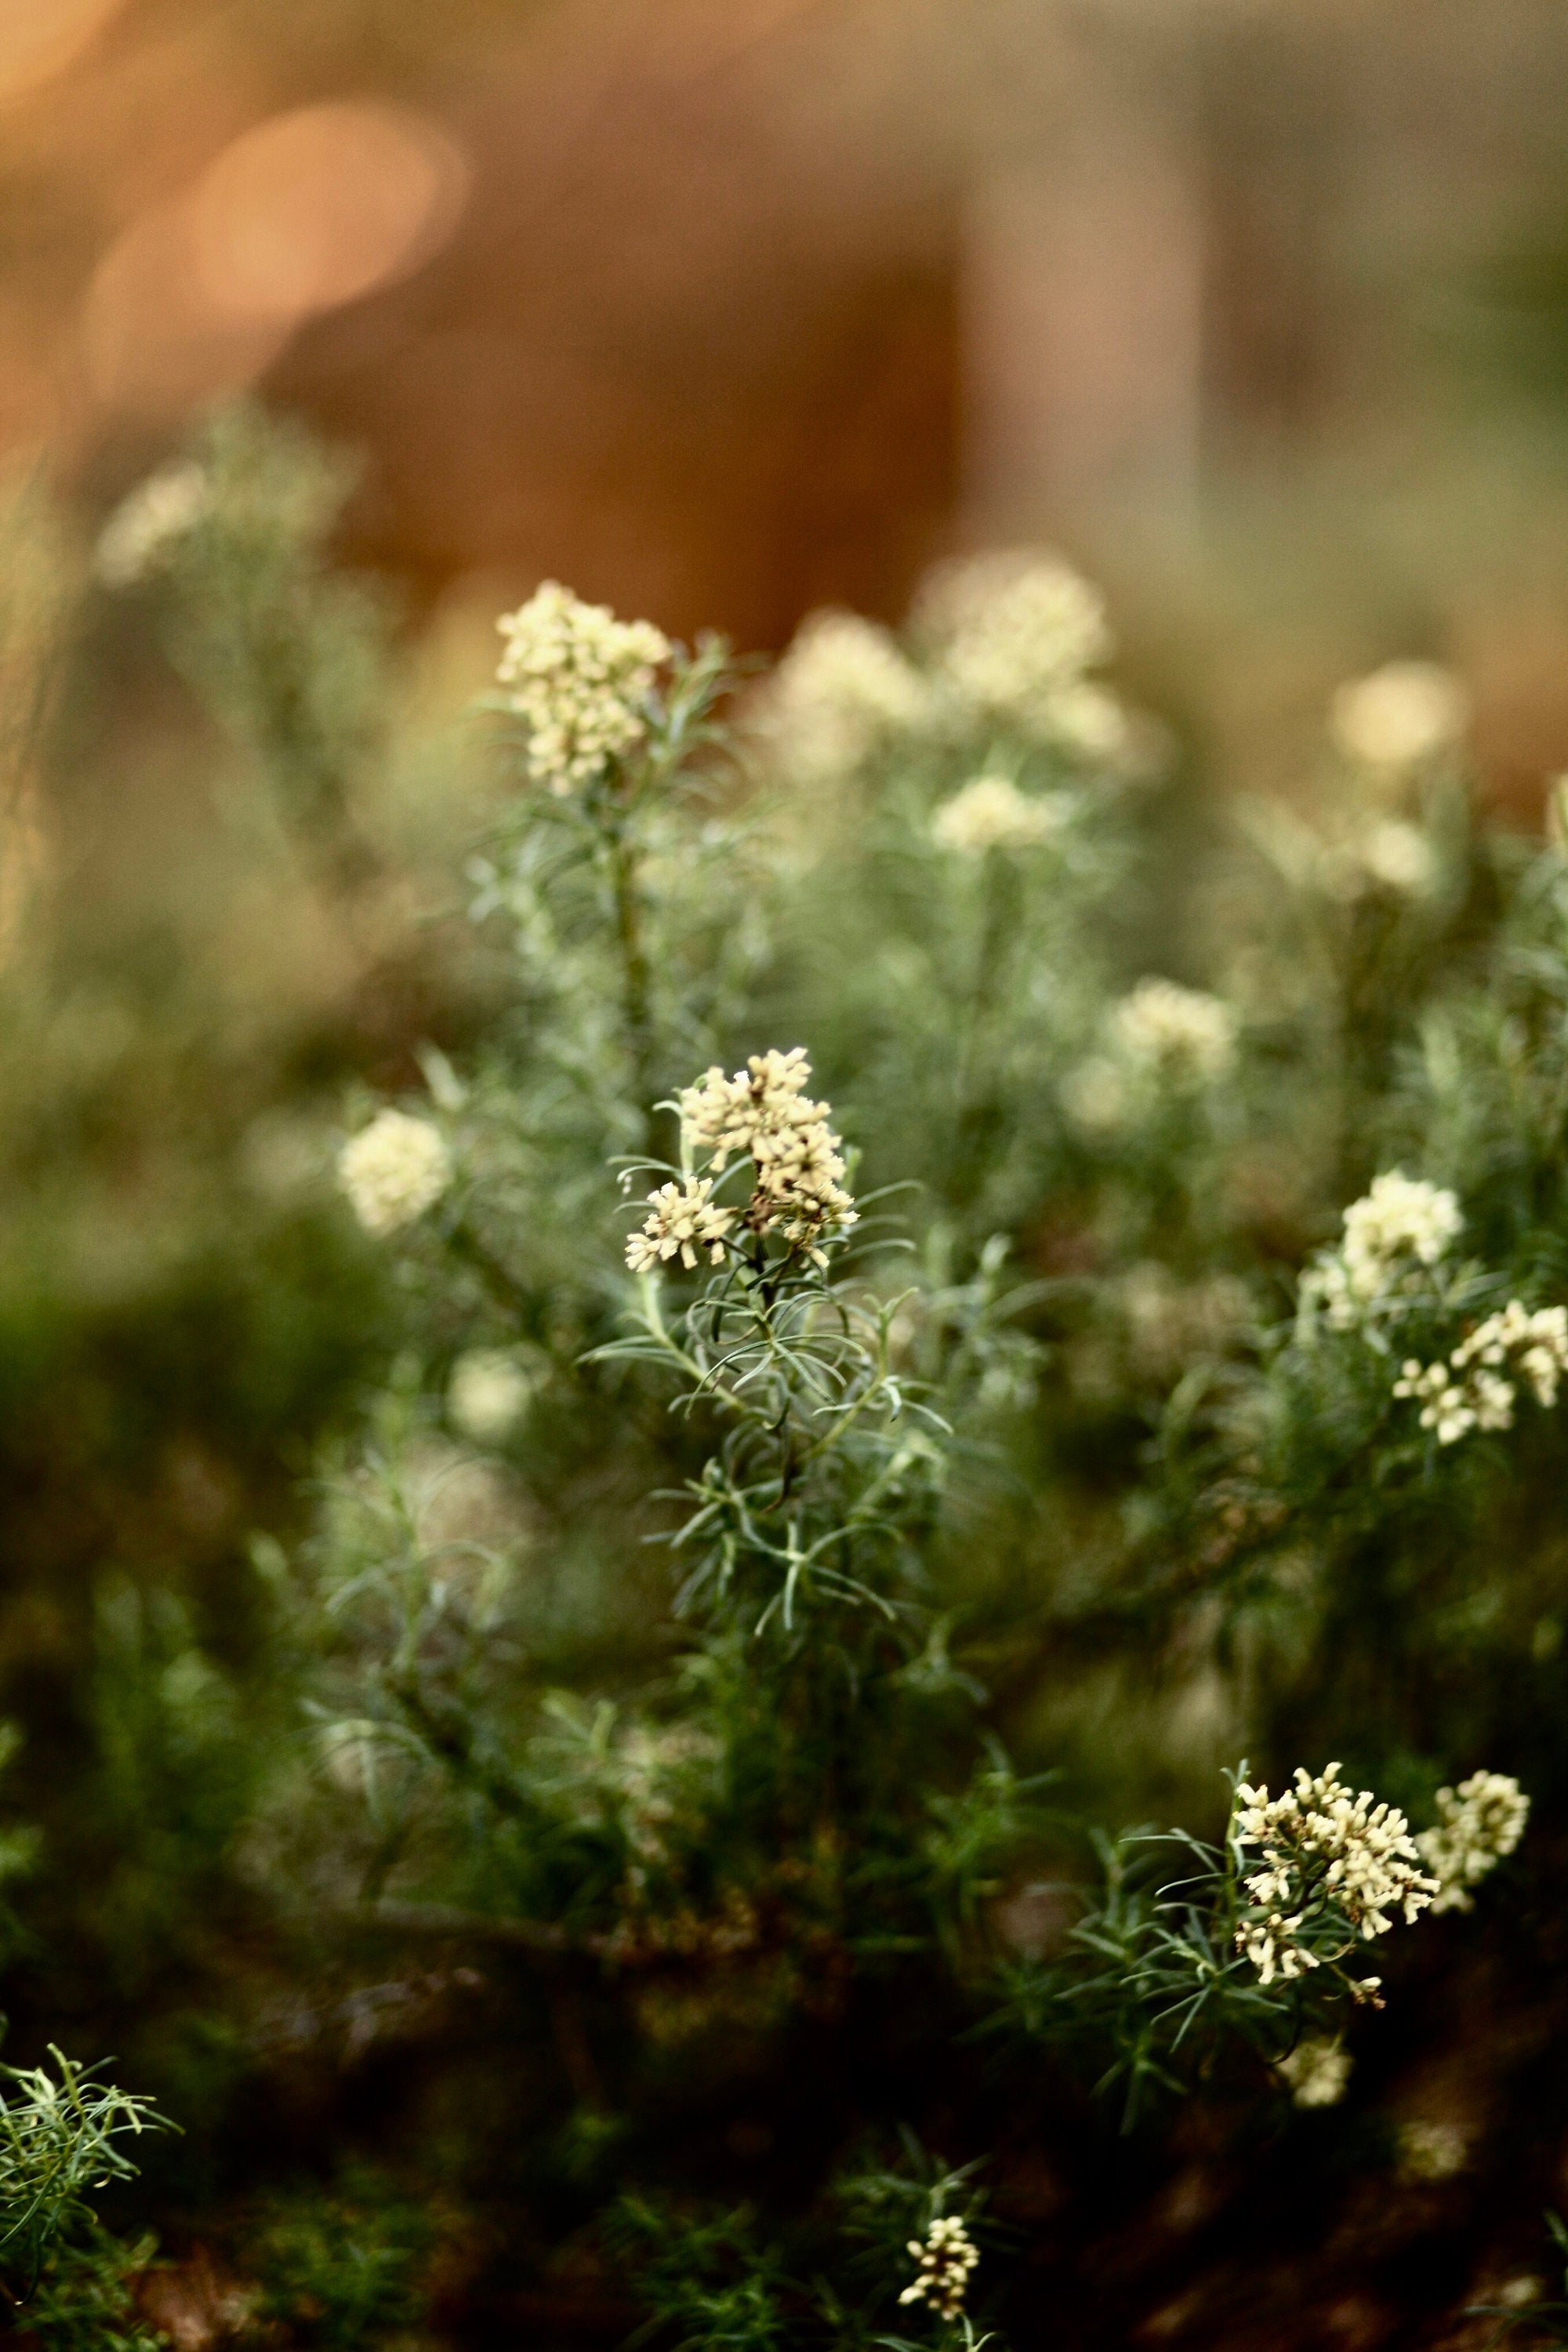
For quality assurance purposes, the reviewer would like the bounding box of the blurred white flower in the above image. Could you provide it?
[1359,818,1439,896]
[1398,2118,1469,2181]
[1112,978,1237,1081]
[1038,677,1133,765]
[1342,1170,1460,1277]
[764,610,929,781]
[95,461,210,587]
[1328,660,1471,774]
[337,1109,451,1236]
[1277,2038,1352,2109]
[1396,1302,1568,1446]
[1416,1769,1530,1911]
[1304,1171,1462,1333]
[448,1349,535,1444]
[931,774,1067,853]
[495,582,669,793]
[1453,1301,1568,1406]
[917,549,1112,733]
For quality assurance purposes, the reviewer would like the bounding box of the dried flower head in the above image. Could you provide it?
[917,549,1111,733]
[95,461,210,587]
[1328,660,1471,774]
[899,2216,980,2323]
[495,582,670,793]
[1416,1771,1529,1913]
[625,1177,736,1274]
[673,1047,856,1264]
[337,1110,451,1237]
[931,774,1067,854]
[1233,1763,1437,1988]
[1111,979,1237,1081]
[1277,2037,1352,2109]
[764,610,930,780]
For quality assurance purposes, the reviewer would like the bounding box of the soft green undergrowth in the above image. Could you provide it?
[0,409,1562,2343]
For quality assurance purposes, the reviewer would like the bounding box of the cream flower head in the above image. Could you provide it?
[495,582,669,793]
[1328,661,1470,773]
[338,1110,451,1237]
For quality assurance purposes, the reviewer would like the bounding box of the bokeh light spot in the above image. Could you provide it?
[79,205,292,417]
[77,100,470,418]
[187,101,471,325]
[0,0,125,101]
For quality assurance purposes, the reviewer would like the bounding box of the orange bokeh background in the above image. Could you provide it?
[9,0,1568,800]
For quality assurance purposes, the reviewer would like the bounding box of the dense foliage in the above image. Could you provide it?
[0,408,1563,2347]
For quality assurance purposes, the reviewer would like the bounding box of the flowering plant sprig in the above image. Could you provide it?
[1298,1171,1465,1338]
[475,589,750,1156]
[624,1047,858,1274]
[1229,1762,1436,1998]
[601,1051,946,1632]
[987,1757,1523,2129]
[1394,1301,1568,1447]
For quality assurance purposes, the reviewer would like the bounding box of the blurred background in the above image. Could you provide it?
[11,0,1568,805]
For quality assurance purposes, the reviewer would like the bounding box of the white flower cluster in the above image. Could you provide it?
[764,611,929,782]
[1112,979,1237,1080]
[1328,660,1471,776]
[337,1109,452,1237]
[1393,1301,1568,1446]
[681,1047,856,1263]
[1277,2037,1352,2110]
[625,1176,735,1275]
[1233,1763,1437,1990]
[624,1051,856,1275]
[760,553,1136,785]
[95,460,211,587]
[898,2216,979,2322]
[916,550,1112,739]
[1415,1770,1530,1913]
[1062,982,1236,1135]
[495,582,670,793]
[1301,1171,1462,1332]
[931,773,1067,855]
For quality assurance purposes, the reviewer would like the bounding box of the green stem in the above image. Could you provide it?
[608,820,656,1147]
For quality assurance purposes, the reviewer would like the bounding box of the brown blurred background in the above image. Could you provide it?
[13,0,1568,802]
